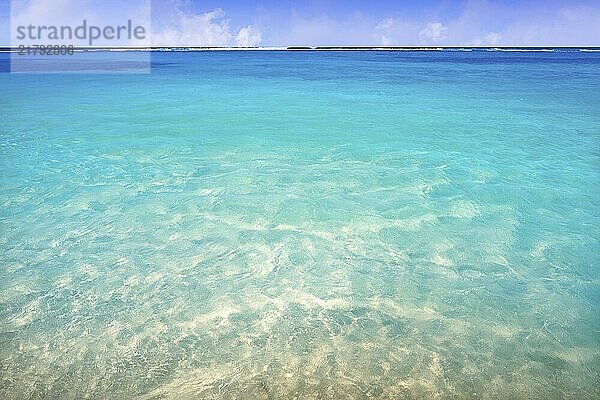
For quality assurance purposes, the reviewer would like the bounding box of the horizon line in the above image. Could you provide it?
[2,45,600,51]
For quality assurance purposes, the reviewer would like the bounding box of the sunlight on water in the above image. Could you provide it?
[0,51,599,399]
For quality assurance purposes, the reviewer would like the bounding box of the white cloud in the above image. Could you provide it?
[279,14,377,46]
[444,1,600,46]
[236,25,262,47]
[498,5,600,46]
[472,32,501,46]
[419,22,447,43]
[152,7,262,47]
[264,1,600,46]
[376,18,393,31]
[375,18,393,46]
[153,8,230,46]
[6,0,598,47]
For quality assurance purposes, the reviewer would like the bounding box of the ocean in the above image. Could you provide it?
[0,49,599,398]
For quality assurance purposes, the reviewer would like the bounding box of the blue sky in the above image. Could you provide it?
[2,0,600,46]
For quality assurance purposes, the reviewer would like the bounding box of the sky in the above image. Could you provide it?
[2,0,600,46]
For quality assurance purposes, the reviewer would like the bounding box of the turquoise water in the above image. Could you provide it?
[0,50,599,399]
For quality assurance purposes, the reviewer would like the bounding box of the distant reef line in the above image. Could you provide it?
[1,46,599,52]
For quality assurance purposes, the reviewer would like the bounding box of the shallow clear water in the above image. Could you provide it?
[0,50,599,399]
